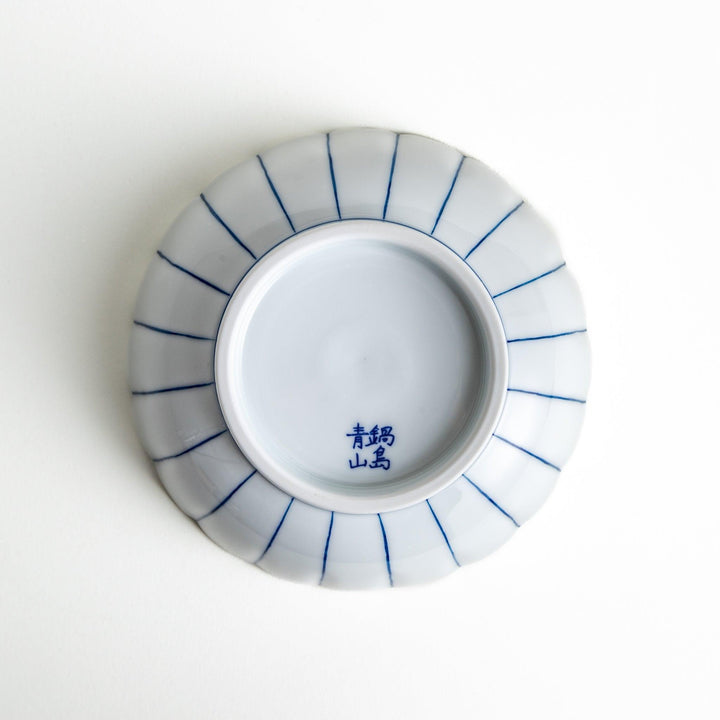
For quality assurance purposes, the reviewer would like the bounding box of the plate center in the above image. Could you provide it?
[215,220,507,513]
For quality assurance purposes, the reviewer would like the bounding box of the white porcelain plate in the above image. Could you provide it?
[130,129,590,589]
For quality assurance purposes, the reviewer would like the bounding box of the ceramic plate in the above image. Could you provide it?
[130,129,590,589]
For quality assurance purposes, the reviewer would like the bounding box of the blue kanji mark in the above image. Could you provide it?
[365,425,396,447]
[368,445,390,471]
[366,425,380,446]
[349,452,368,469]
[346,423,367,449]
[347,422,394,470]
[379,426,395,446]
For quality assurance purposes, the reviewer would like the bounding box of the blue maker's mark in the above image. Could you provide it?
[347,422,395,470]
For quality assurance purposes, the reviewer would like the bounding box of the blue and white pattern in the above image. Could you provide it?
[129,129,590,589]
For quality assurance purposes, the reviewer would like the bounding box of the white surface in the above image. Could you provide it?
[1,0,718,717]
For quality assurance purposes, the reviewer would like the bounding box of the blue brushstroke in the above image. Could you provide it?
[196,469,257,521]
[492,434,561,471]
[382,134,399,220]
[133,320,215,341]
[256,498,295,563]
[319,511,334,585]
[464,200,525,259]
[152,429,227,462]
[199,193,257,259]
[257,155,296,232]
[131,381,215,396]
[326,133,341,220]
[507,388,586,404]
[426,499,460,566]
[377,513,393,587]
[462,474,520,527]
[431,155,465,235]
[492,262,566,299]
[156,250,230,296]
[507,329,587,343]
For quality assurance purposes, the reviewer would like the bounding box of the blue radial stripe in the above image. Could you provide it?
[431,155,465,234]
[257,155,296,233]
[377,514,393,587]
[464,200,525,259]
[462,474,520,527]
[156,250,230,296]
[199,193,257,259]
[257,498,295,563]
[382,133,399,220]
[131,381,215,395]
[133,320,215,341]
[196,469,257,521]
[326,133,341,220]
[507,329,587,343]
[319,511,334,585]
[426,500,460,566]
[507,388,586,404]
[492,262,566,299]
[492,434,561,471]
[152,429,227,462]
[132,381,215,396]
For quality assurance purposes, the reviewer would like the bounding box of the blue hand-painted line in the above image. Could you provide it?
[492,262,566,299]
[426,499,460,566]
[507,388,586,404]
[257,155,296,233]
[133,320,215,341]
[131,381,215,396]
[196,469,257,521]
[199,193,257,259]
[152,429,227,463]
[464,200,525,259]
[156,250,230,296]
[256,498,295,563]
[462,474,520,527]
[492,434,561,472]
[382,133,400,220]
[319,511,334,585]
[377,513,393,587]
[326,133,341,220]
[431,155,465,235]
[507,329,587,343]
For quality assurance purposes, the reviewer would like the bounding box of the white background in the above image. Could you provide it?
[2,1,719,718]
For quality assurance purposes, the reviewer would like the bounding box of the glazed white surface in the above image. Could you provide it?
[129,129,589,588]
